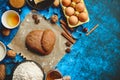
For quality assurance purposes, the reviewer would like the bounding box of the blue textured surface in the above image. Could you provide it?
[0,0,120,80]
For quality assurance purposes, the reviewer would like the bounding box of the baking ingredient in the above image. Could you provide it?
[65,48,71,53]
[62,0,71,7]
[51,15,58,23]
[0,64,6,80]
[72,0,80,3]
[32,14,40,24]
[53,0,60,7]
[26,29,56,55]
[82,28,88,32]
[69,15,78,25]
[65,41,71,47]
[65,7,75,16]
[60,19,67,27]
[46,70,62,80]
[61,32,75,44]
[7,50,16,58]
[35,19,40,24]
[61,24,72,37]
[6,12,19,28]
[1,28,11,36]
[13,62,44,80]
[75,2,85,12]
[32,14,38,20]
[0,43,6,61]
[86,24,99,36]
[78,12,88,22]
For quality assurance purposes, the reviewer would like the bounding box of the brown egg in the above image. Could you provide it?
[75,2,85,12]
[69,15,78,25]
[62,0,71,7]
[72,0,80,3]
[65,7,75,16]
[78,12,88,22]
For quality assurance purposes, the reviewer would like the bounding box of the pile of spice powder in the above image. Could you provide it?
[12,61,44,80]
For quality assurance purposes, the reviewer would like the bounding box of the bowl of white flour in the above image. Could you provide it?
[12,60,45,80]
[0,41,6,61]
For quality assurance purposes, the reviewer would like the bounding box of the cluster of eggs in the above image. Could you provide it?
[61,0,89,28]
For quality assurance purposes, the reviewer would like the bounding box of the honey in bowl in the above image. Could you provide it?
[6,12,19,28]
[1,10,20,29]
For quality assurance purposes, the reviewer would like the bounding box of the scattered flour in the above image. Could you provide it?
[13,62,44,80]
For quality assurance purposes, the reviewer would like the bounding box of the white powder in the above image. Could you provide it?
[13,62,44,80]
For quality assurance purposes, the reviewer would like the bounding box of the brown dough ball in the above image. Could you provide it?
[65,7,75,16]
[51,15,58,23]
[7,50,16,58]
[1,28,11,36]
[0,64,5,80]
[25,29,56,55]
[75,2,85,12]
[78,12,88,22]
[53,0,60,7]
[69,15,78,25]
[62,0,71,7]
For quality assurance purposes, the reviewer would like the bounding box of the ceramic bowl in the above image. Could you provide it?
[1,10,20,29]
[0,41,6,61]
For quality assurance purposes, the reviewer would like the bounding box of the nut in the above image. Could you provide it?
[53,0,60,7]
[51,15,58,23]
[35,19,40,24]
[65,41,71,47]
[65,48,71,53]
[7,50,16,58]
[32,14,38,20]
[1,28,11,36]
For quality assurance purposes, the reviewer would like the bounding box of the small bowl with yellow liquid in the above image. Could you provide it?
[1,10,20,29]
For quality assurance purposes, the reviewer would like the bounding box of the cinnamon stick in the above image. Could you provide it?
[60,19,67,27]
[86,24,99,36]
[60,19,74,32]
[61,24,72,37]
[61,32,75,44]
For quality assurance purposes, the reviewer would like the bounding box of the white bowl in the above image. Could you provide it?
[0,41,6,61]
[1,10,20,29]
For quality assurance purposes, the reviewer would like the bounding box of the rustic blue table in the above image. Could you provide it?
[0,0,120,80]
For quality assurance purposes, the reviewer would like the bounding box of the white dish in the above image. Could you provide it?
[1,10,20,29]
[0,41,6,61]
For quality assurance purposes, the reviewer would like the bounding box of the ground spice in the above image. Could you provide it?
[46,70,62,80]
